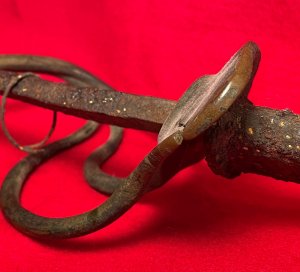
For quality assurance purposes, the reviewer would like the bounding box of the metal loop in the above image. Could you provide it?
[0,72,57,153]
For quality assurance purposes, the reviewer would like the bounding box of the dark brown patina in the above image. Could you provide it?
[0,42,299,239]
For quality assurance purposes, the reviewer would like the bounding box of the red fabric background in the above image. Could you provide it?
[1,0,300,271]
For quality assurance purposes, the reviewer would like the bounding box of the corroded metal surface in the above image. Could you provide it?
[1,126,182,238]
[1,41,300,239]
[204,99,300,182]
[0,70,174,132]
[158,42,260,142]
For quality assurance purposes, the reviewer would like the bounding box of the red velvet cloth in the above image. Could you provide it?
[1,1,300,271]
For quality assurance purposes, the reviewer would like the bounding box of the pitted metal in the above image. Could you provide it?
[1,42,300,239]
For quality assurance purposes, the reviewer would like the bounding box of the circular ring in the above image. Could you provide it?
[0,73,57,153]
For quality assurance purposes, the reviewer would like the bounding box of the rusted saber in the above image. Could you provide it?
[2,42,300,239]
[0,69,299,183]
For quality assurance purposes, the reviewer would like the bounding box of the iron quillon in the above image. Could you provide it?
[2,42,291,240]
